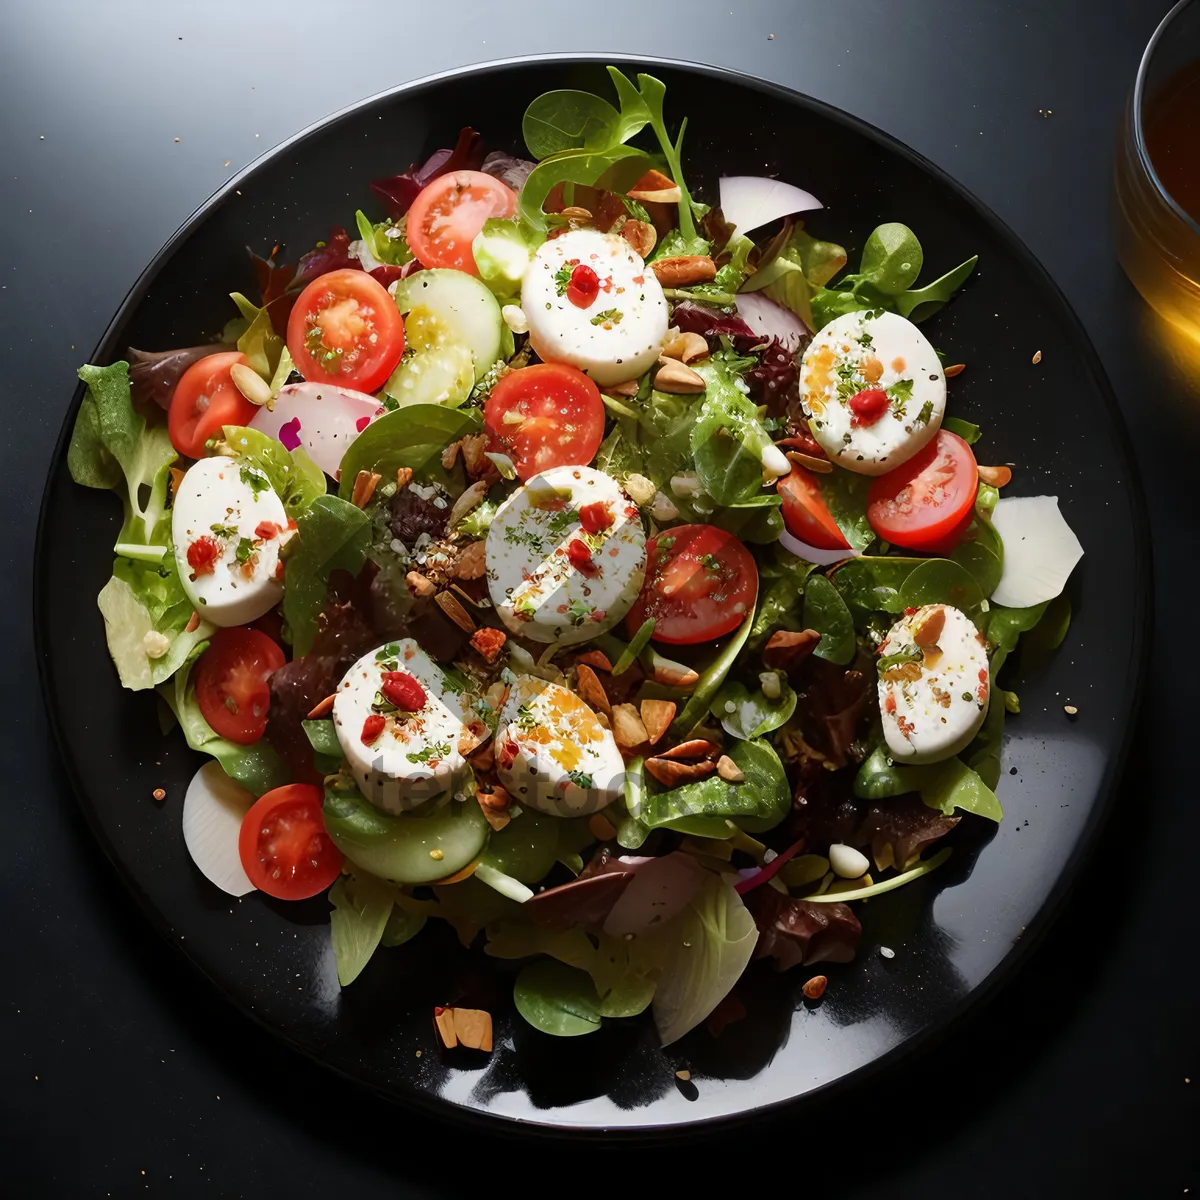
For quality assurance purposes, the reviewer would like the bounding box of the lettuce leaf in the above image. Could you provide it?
[222,425,326,521]
[329,872,396,986]
[689,350,773,507]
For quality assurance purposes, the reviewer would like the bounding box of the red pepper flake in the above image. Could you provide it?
[567,538,597,575]
[381,671,427,712]
[884,693,897,714]
[897,715,916,741]
[578,501,613,534]
[361,714,386,744]
[904,607,918,616]
[186,535,221,579]
[978,669,988,683]
[255,521,280,540]
[469,627,507,664]
[848,387,889,427]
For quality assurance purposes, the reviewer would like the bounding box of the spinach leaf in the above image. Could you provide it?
[514,960,603,1036]
[749,551,815,646]
[1027,592,1072,652]
[943,416,982,444]
[329,872,395,987]
[964,688,1005,791]
[223,425,326,521]
[523,90,622,158]
[858,222,924,294]
[854,745,1002,821]
[520,144,649,233]
[986,601,1049,657]
[900,558,984,618]
[895,256,979,322]
[284,496,372,656]
[819,469,875,552]
[690,350,772,506]
[802,574,856,664]
[640,738,790,834]
[336,403,480,499]
[950,516,1004,598]
[671,610,755,737]
[710,678,797,740]
[830,555,926,614]
[710,493,785,544]
[302,718,342,758]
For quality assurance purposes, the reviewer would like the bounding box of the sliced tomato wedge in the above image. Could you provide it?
[406,170,517,274]
[286,269,406,392]
[484,363,605,480]
[627,524,758,645]
[867,429,979,552]
[777,466,850,551]
[168,351,258,459]
[238,784,343,901]
[193,628,286,745]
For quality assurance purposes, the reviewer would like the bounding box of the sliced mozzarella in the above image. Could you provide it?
[877,604,989,764]
[249,382,382,478]
[332,640,482,814]
[521,228,668,385]
[182,761,255,897]
[485,465,646,645]
[495,676,625,817]
[989,495,1084,609]
[171,455,287,627]
[800,310,945,475]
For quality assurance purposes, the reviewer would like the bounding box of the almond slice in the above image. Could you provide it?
[575,663,611,717]
[575,650,613,672]
[640,699,676,746]
[654,357,706,395]
[433,1007,457,1049]
[645,758,716,786]
[351,470,382,509]
[656,738,720,762]
[434,590,476,633]
[611,703,648,750]
[451,1008,493,1052]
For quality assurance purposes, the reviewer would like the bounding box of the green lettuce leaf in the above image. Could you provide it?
[222,425,326,521]
[354,210,413,266]
[802,574,856,665]
[689,350,773,507]
[229,292,286,380]
[513,959,603,1036]
[329,872,396,986]
[742,222,848,330]
[472,218,540,299]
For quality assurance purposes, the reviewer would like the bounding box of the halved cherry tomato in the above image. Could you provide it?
[627,524,758,645]
[238,784,343,901]
[777,467,850,551]
[406,171,517,274]
[193,628,286,745]
[286,269,406,392]
[168,351,258,459]
[484,363,604,480]
[867,429,979,552]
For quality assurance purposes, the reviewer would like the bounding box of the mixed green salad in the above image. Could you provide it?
[69,68,1083,1049]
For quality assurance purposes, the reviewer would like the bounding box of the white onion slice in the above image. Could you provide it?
[250,382,383,478]
[989,495,1084,608]
[735,291,808,353]
[719,176,822,237]
[182,761,255,897]
[604,853,706,938]
[779,527,860,567]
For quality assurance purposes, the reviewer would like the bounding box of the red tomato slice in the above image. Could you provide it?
[627,524,758,645]
[168,351,258,459]
[406,170,518,274]
[286,269,406,392]
[194,628,286,745]
[867,429,979,552]
[777,467,850,551]
[238,784,343,901]
[484,363,604,480]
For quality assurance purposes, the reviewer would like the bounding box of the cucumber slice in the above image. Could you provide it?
[382,343,474,408]
[395,269,503,382]
[323,786,489,885]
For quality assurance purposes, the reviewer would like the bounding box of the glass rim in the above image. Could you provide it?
[1133,0,1200,239]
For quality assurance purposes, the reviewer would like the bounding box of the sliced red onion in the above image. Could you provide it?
[779,527,859,567]
[735,292,808,354]
[734,837,806,895]
[719,176,822,237]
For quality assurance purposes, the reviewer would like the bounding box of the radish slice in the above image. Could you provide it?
[249,382,383,478]
[989,495,1084,608]
[182,761,255,897]
[735,292,808,354]
[603,852,706,938]
[719,176,822,237]
[780,527,861,567]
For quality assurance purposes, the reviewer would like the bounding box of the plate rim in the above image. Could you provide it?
[33,51,1154,1138]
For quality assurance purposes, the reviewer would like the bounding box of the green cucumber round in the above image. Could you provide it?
[395,269,503,382]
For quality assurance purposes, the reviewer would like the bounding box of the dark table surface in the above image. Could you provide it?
[3,1,1198,1195]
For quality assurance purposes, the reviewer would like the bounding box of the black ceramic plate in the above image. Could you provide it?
[35,56,1149,1134]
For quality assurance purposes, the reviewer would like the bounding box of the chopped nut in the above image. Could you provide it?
[662,331,710,364]
[656,738,720,762]
[978,464,1013,487]
[142,630,170,660]
[654,357,707,394]
[589,812,617,840]
[459,434,492,479]
[306,693,337,720]
[611,702,649,750]
[152,787,166,802]
[470,742,495,773]
[802,975,828,1001]
[452,540,487,580]
[405,571,437,599]
[477,784,511,811]
[640,699,676,745]
[229,362,273,408]
[469,626,507,664]
[502,303,528,334]
[575,663,611,717]
[628,168,682,204]
[185,610,201,634]
[623,473,656,505]
[716,755,744,783]
[763,629,821,672]
[911,606,945,649]
[675,1069,692,1081]
[649,491,680,522]
[606,378,640,397]
[621,218,657,259]
[1064,704,1078,716]
[652,657,700,687]
[452,1008,493,1052]
[433,1007,458,1049]
[484,681,509,711]
[435,590,476,633]
[441,441,461,470]
[351,470,382,509]
[1031,349,1043,364]
[559,205,593,222]
[651,255,718,287]
[575,649,613,673]
[785,450,834,474]
[448,479,490,528]
[429,848,444,861]
[395,466,414,489]
[943,363,966,378]
[645,757,716,786]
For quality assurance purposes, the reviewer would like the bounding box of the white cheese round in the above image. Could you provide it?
[171,455,287,627]
[800,310,945,475]
[521,228,668,385]
[485,465,647,645]
[495,676,625,817]
[877,604,989,764]
[332,639,483,814]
